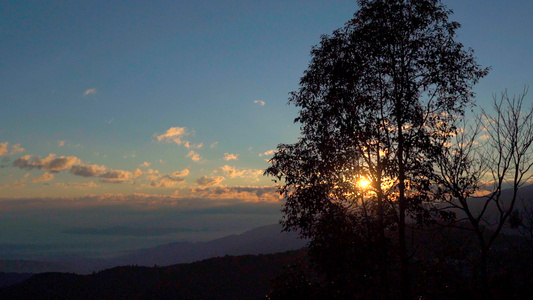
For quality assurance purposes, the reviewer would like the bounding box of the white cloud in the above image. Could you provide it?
[223,153,238,161]
[196,175,225,186]
[186,150,202,161]
[83,88,97,96]
[32,172,55,183]
[254,100,266,106]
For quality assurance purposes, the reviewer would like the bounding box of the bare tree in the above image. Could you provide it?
[435,88,533,294]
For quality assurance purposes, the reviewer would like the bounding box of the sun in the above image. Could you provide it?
[359,178,371,189]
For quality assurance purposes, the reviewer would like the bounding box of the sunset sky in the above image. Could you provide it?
[1,0,533,259]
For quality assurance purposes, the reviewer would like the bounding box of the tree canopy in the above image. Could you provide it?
[266,0,488,297]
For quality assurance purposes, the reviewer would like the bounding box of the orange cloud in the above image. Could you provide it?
[196,176,225,186]
[259,149,275,157]
[13,154,81,172]
[83,88,97,96]
[186,150,202,161]
[216,165,262,179]
[32,172,55,183]
[223,153,238,161]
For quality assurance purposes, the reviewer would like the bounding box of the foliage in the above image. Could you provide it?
[266,0,487,297]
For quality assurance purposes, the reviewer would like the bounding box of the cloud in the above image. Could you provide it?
[99,168,142,184]
[9,144,25,155]
[70,163,107,177]
[149,177,184,188]
[32,172,55,183]
[210,142,218,149]
[0,142,7,156]
[0,142,25,156]
[55,182,99,189]
[13,154,81,172]
[186,150,202,161]
[83,88,97,96]
[156,127,188,145]
[259,149,276,157]
[216,165,263,179]
[188,186,280,202]
[156,127,202,148]
[171,169,190,178]
[9,183,26,188]
[139,161,151,167]
[196,176,225,186]
[479,134,490,141]
[148,169,190,188]
[58,141,65,147]
[223,153,238,161]
[254,100,266,106]
[144,169,160,181]
[184,141,203,149]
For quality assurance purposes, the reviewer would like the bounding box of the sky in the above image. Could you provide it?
[1,0,533,259]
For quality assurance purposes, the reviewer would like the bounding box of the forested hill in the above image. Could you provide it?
[0,250,306,300]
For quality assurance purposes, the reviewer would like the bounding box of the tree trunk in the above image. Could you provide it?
[397,112,410,299]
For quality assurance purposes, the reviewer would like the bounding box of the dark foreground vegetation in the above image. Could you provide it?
[0,251,305,300]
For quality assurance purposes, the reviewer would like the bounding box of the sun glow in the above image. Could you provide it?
[359,178,371,189]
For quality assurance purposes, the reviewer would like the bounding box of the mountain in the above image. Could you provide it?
[0,224,307,274]
[0,250,307,300]
[110,223,307,268]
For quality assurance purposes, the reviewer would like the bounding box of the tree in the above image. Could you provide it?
[435,88,533,295]
[266,0,488,298]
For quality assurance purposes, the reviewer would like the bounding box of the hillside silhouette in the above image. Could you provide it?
[0,251,306,300]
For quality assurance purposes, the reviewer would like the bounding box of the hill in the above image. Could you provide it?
[0,250,307,300]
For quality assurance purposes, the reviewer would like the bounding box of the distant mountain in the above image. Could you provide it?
[448,183,533,226]
[110,223,307,268]
[0,224,307,274]
[0,250,307,300]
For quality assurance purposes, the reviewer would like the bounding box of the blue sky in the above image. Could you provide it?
[1,0,533,258]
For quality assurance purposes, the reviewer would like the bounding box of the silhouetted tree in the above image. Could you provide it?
[435,88,533,296]
[266,0,487,298]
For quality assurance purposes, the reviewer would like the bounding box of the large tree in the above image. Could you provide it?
[266,0,487,298]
